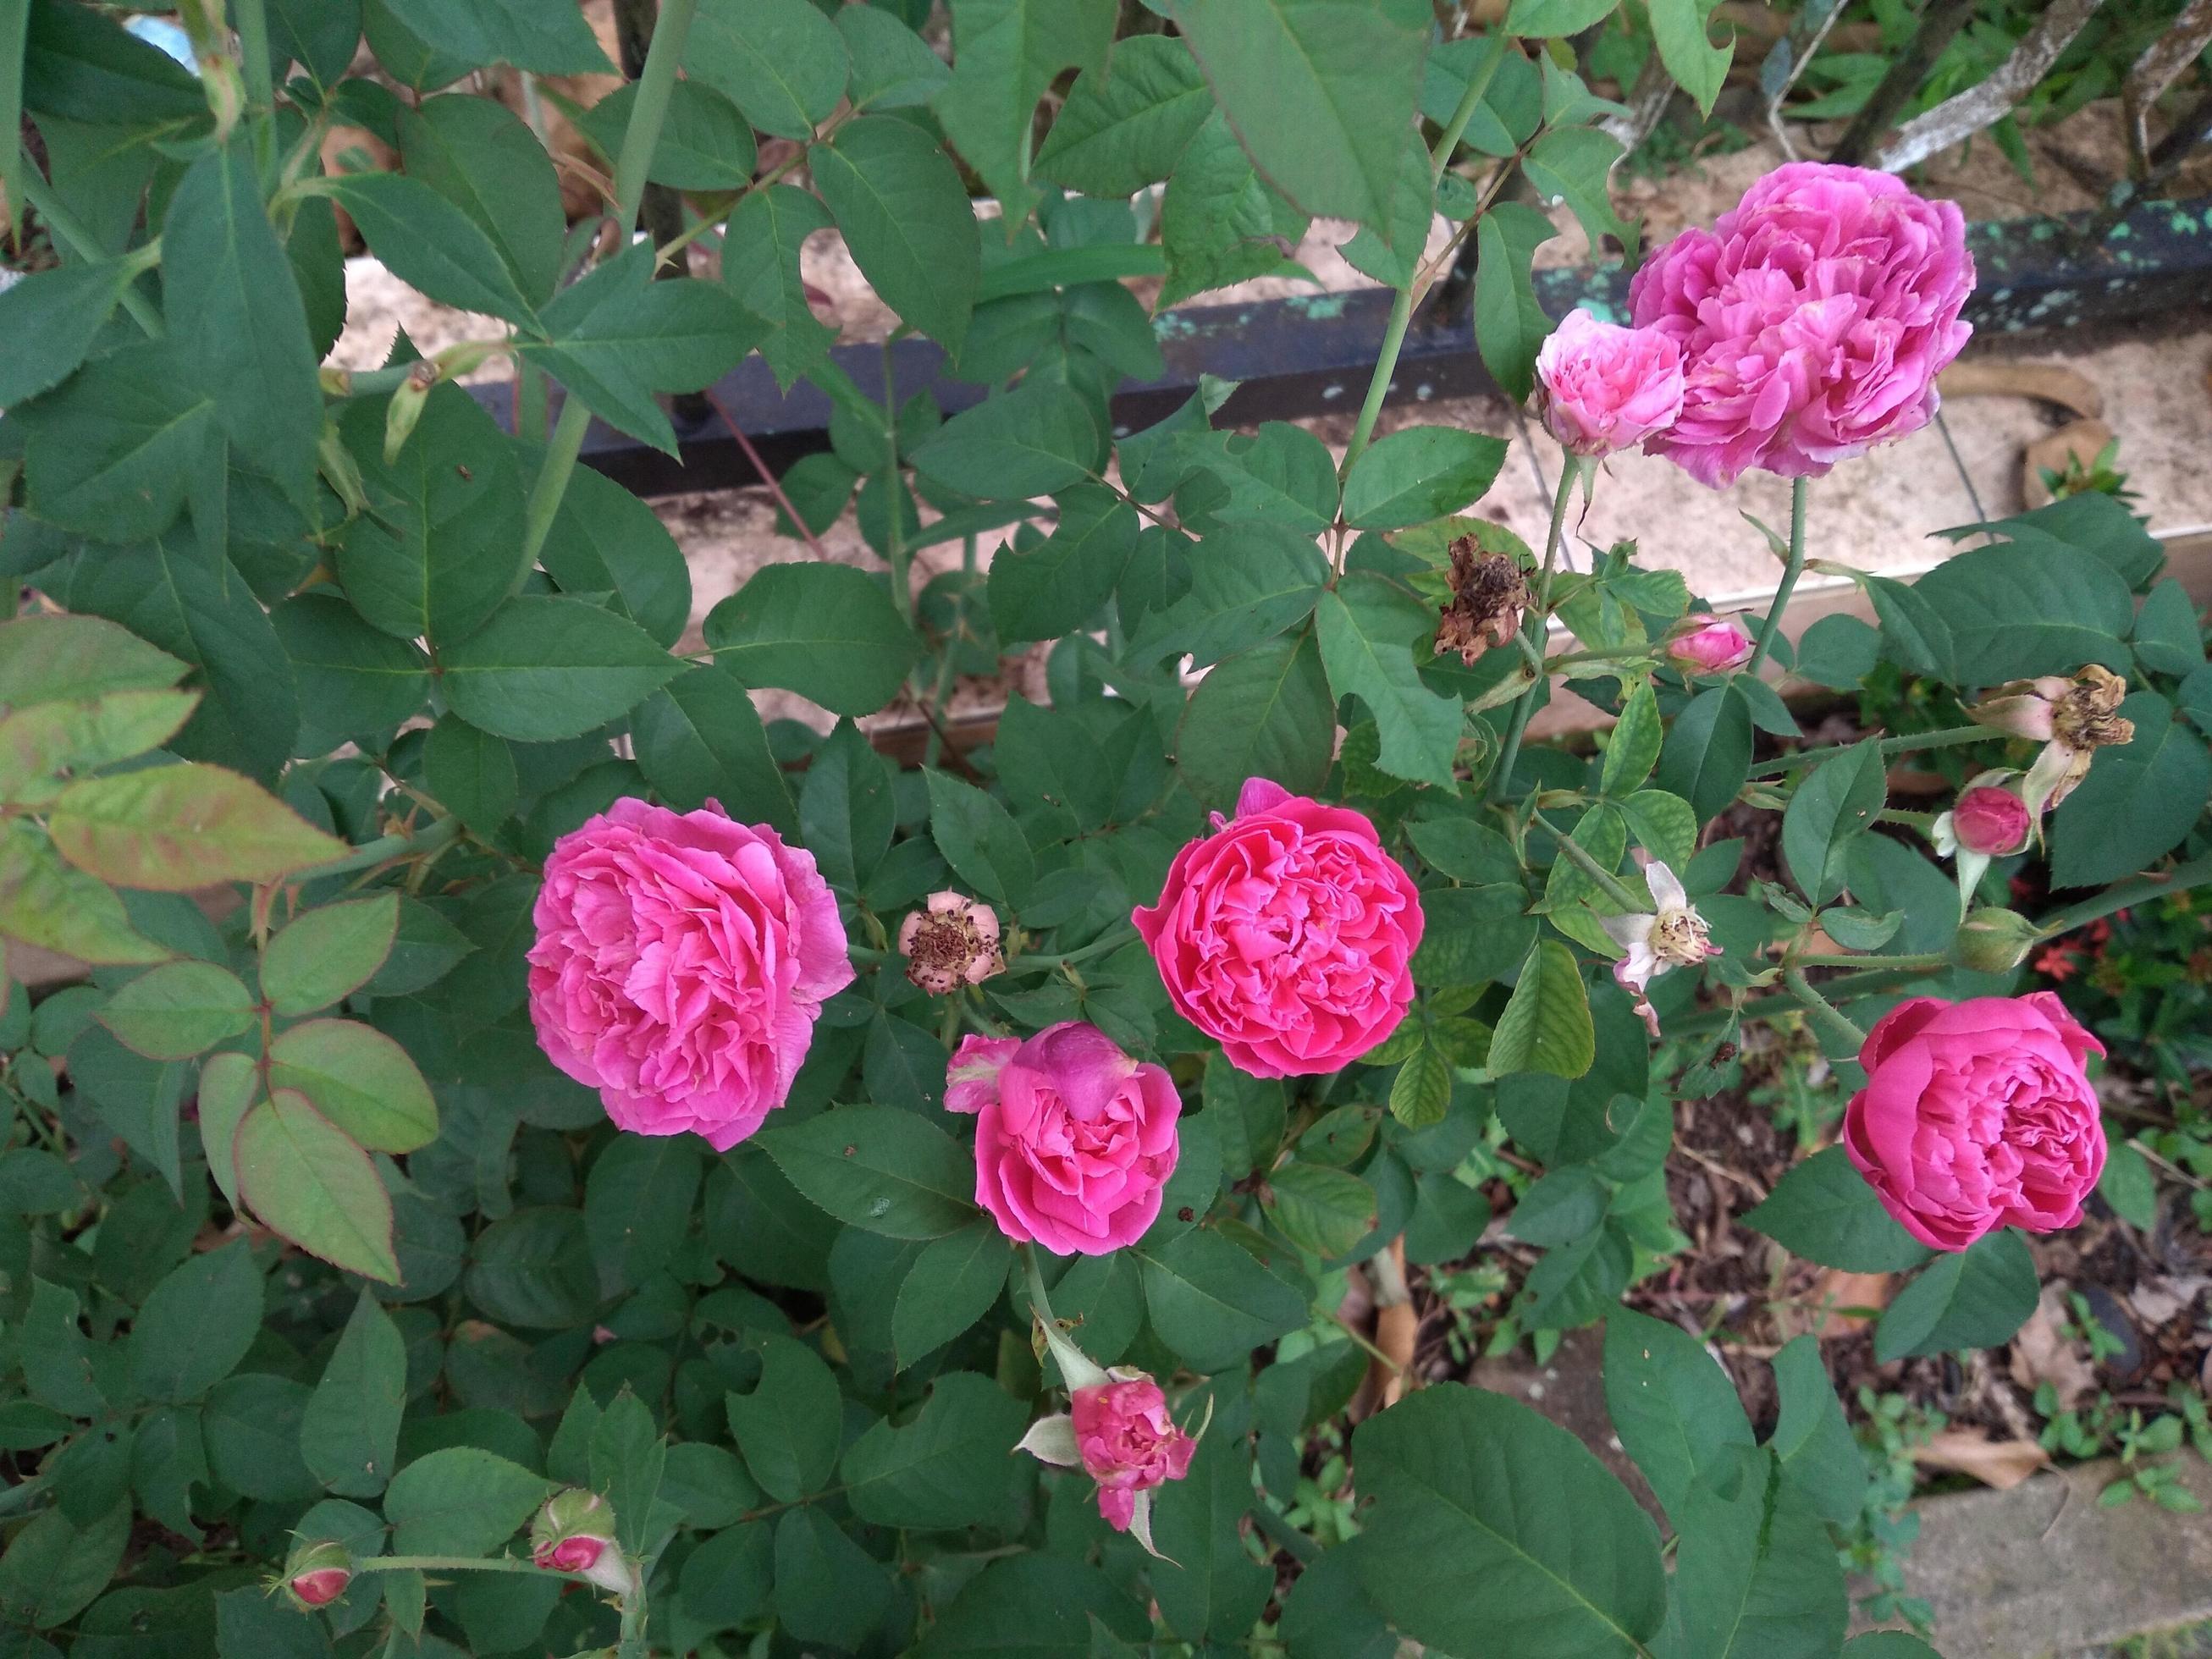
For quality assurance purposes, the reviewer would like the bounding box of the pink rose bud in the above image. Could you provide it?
[1630,163,1974,486]
[897,890,1004,994]
[282,1540,351,1610]
[1134,778,1424,1078]
[1072,1372,1198,1534]
[1533,309,1685,457]
[531,1489,636,1596]
[1666,614,1756,676]
[1842,995,2106,1252]
[1950,785,2031,857]
[944,1023,1180,1254]
[527,800,854,1151]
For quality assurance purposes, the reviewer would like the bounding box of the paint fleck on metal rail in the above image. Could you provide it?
[463,195,2212,500]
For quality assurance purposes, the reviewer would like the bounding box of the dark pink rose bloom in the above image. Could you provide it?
[1842,994,2106,1253]
[1072,1372,1197,1532]
[1534,309,1685,456]
[1134,778,1423,1078]
[945,1023,1180,1254]
[1666,612,1756,675]
[1629,162,1974,486]
[1950,785,2032,856]
[527,799,853,1151]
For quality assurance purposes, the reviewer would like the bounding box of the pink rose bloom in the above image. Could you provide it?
[1950,785,2032,857]
[1134,778,1423,1078]
[527,799,852,1152]
[1629,162,1974,487]
[1842,994,2106,1253]
[1666,612,1756,675]
[1072,1373,1197,1532]
[1533,310,1685,457]
[944,1022,1180,1254]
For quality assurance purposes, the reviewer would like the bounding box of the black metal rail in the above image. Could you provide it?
[461,194,2212,499]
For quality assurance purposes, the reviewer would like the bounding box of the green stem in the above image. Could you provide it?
[1248,1502,1321,1566]
[2033,852,2212,939]
[295,813,461,884]
[1527,809,1645,912]
[616,1582,649,1659]
[353,1556,550,1578]
[880,340,913,624]
[1020,1243,1058,1330]
[231,0,275,174]
[1746,724,1993,779]
[1487,462,1579,802]
[1743,477,1809,678]
[1790,950,1946,971]
[1007,927,1138,974]
[1783,967,1867,1052]
[1338,46,1503,476]
[517,0,701,571]
[16,153,165,337]
[1670,964,1938,1038]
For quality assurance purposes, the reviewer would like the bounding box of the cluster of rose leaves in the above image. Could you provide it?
[499,160,2112,1546]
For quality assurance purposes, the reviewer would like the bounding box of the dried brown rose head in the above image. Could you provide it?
[2050,663,2132,752]
[1434,537,1529,667]
[897,890,1004,995]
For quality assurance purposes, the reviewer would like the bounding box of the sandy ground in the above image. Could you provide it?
[323,97,2212,737]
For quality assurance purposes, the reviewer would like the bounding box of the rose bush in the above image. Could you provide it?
[0,4,2205,1659]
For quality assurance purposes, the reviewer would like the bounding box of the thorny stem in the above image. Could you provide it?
[1790,950,1946,972]
[1745,723,1993,778]
[1487,462,1579,802]
[517,0,702,572]
[293,813,461,885]
[1338,43,1505,475]
[1526,809,1646,913]
[1742,477,1809,678]
[231,0,276,174]
[14,153,166,338]
[2033,852,2212,939]
[1783,967,1868,1052]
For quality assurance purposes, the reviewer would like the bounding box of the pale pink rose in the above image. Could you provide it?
[944,1022,1179,1255]
[1134,778,1423,1078]
[529,1491,632,1595]
[1072,1373,1197,1532]
[527,799,852,1152]
[1534,310,1685,456]
[1666,613,1756,675]
[1842,994,2106,1253]
[1949,785,2031,857]
[1629,162,1974,486]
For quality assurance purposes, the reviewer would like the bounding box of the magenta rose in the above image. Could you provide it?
[1534,309,1685,457]
[1134,778,1423,1078]
[1072,1372,1197,1532]
[527,799,853,1152]
[1628,162,1974,487]
[1842,993,2106,1253]
[1950,785,2032,856]
[945,1022,1180,1254]
[1666,612,1756,675]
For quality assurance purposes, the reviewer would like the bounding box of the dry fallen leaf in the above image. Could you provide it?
[2010,1282,2096,1411]
[2130,1275,2209,1328]
[1914,1429,2049,1491]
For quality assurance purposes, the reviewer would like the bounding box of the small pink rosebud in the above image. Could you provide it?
[897,890,1004,995]
[1533,310,1685,458]
[282,1540,351,1611]
[1950,785,2031,857]
[530,1489,633,1596]
[1666,614,1756,676]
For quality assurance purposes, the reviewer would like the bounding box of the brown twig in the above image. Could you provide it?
[705,387,830,561]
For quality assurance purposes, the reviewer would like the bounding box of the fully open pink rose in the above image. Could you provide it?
[1629,162,1974,487]
[1534,309,1685,457]
[527,799,852,1151]
[1842,994,2106,1252]
[1072,1373,1197,1532]
[945,1023,1180,1254]
[1666,613,1756,675]
[1134,778,1423,1078]
[1950,785,2032,856]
